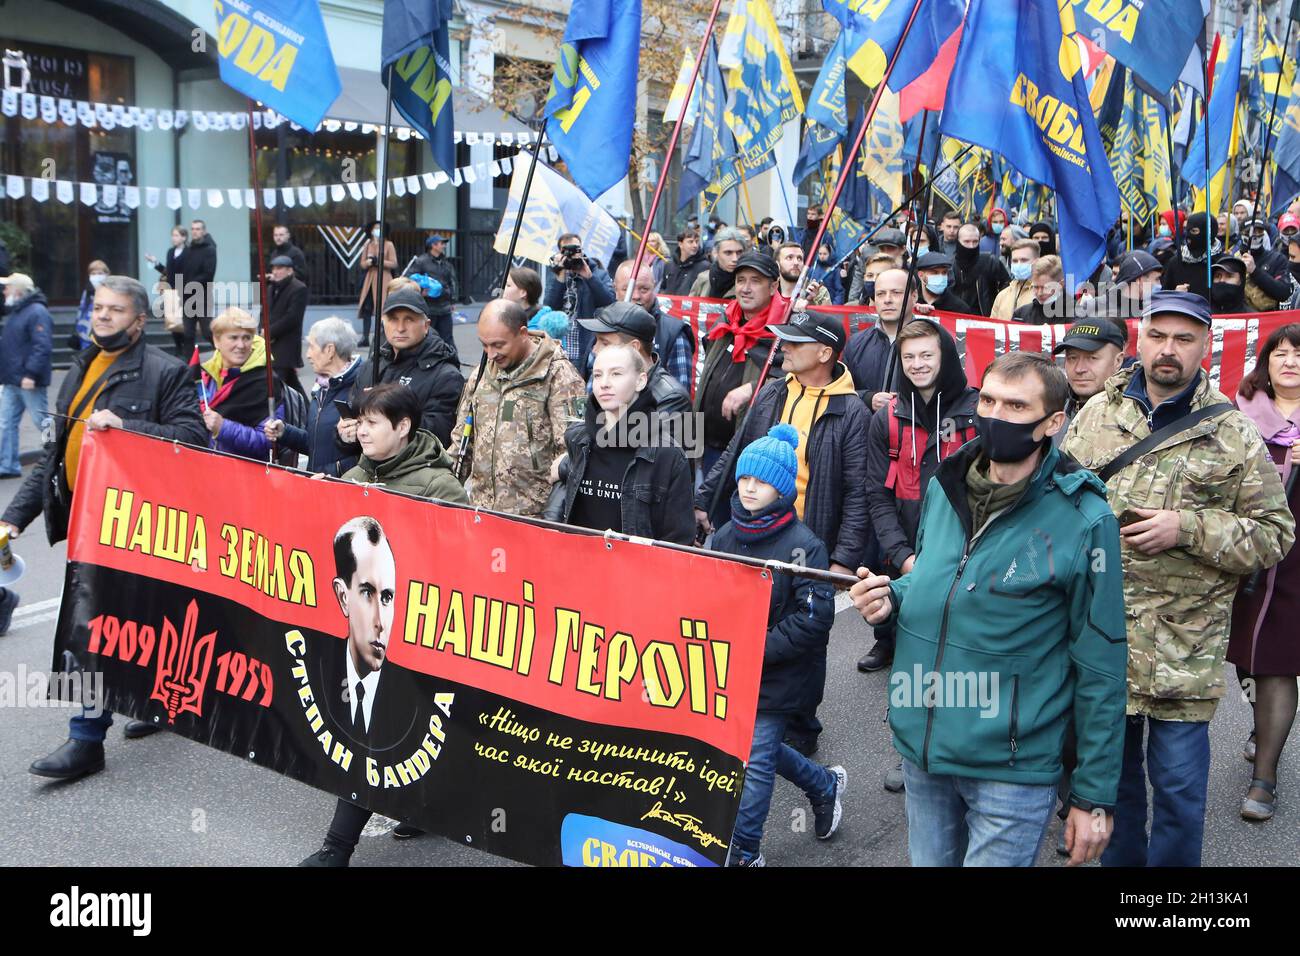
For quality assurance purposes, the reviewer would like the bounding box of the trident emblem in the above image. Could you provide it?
[151,600,217,724]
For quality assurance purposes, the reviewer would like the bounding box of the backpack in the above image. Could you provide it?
[884,396,977,501]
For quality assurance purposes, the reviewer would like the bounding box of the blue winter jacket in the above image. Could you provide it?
[0,290,53,387]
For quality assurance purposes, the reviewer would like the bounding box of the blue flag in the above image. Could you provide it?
[679,39,734,209]
[1071,0,1204,100]
[821,0,964,90]
[793,33,850,185]
[544,0,642,200]
[941,0,1119,279]
[213,0,341,129]
[382,0,456,175]
[1272,83,1300,216]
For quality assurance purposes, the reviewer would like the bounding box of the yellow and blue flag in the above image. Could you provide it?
[1247,11,1295,156]
[1270,83,1300,215]
[821,0,964,90]
[544,0,643,200]
[860,86,907,210]
[382,0,456,174]
[718,0,803,168]
[663,47,698,126]
[1182,29,1243,214]
[215,0,341,130]
[1069,0,1204,99]
[940,0,1119,278]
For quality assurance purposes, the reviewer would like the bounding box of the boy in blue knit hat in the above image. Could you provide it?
[711,423,843,866]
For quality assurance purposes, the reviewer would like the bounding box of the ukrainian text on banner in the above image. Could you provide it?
[660,295,1297,399]
[53,430,771,867]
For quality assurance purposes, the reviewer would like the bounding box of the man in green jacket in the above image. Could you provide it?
[1062,290,1294,866]
[852,352,1127,866]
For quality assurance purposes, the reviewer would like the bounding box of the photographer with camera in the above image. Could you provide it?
[542,232,616,379]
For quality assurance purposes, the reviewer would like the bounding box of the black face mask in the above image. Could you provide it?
[861,280,876,302]
[975,412,1050,464]
[1186,229,1207,255]
[1290,262,1300,281]
[92,327,135,352]
[954,242,979,264]
[1211,281,1244,307]
[1036,238,1055,257]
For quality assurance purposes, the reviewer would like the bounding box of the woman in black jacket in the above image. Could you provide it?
[544,343,694,543]
[146,226,187,355]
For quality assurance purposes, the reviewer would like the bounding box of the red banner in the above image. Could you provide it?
[659,295,1299,400]
[56,430,774,866]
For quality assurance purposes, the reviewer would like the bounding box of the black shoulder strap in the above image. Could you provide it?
[1097,403,1234,482]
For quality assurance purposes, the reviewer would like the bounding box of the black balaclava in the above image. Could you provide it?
[1029,221,1056,257]
[1185,212,1215,257]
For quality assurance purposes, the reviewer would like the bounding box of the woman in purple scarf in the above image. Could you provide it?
[1229,323,1300,822]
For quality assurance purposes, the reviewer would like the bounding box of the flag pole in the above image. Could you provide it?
[1203,32,1216,293]
[453,118,549,482]
[747,0,931,410]
[1165,104,1184,247]
[372,65,397,370]
[625,0,727,300]
[246,100,276,462]
[1255,6,1298,217]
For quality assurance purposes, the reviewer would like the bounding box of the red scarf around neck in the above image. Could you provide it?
[707,293,787,363]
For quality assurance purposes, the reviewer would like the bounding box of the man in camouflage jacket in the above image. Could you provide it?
[456,299,585,516]
[1063,290,1294,867]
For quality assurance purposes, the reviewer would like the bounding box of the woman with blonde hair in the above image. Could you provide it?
[195,307,285,460]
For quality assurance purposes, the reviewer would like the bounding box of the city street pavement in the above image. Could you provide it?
[1,310,1295,867]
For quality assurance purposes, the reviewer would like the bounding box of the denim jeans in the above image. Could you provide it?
[1102,715,1210,867]
[730,712,835,860]
[69,707,114,743]
[0,384,49,474]
[902,759,1057,866]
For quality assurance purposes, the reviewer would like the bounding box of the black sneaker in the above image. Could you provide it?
[299,845,350,867]
[0,588,18,636]
[857,641,893,673]
[391,823,425,840]
[812,765,847,840]
[726,851,766,867]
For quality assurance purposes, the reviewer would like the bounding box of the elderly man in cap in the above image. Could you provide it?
[1052,319,1128,442]
[411,232,460,351]
[698,309,869,755]
[266,254,309,395]
[1063,290,1295,867]
[914,251,975,315]
[0,273,52,478]
[338,283,464,451]
[849,227,907,303]
[694,251,787,522]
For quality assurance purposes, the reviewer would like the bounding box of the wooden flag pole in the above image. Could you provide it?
[747,0,931,411]
[625,0,728,301]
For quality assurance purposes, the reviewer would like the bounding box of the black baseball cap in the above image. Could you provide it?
[733,251,781,279]
[770,311,847,353]
[380,286,429,317]
[1114,250,1161,286]
[1053,319,1127,354]
[579,301,657,346]
[1142,289,1212,326]
[1212,254,1248,280]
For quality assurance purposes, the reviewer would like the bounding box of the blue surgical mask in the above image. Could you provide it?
[1158,224,1171,238]
[992,223,1004,236]
[1010,261,1032,281]
[925,274,949,295]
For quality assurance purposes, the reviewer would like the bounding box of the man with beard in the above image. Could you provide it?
[775,242,831,305]
[690,228,750,299]
[950,223,1010,316]
[1063,291,1294,867]
[1161,212,1220,302]
[662,228,711,296]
